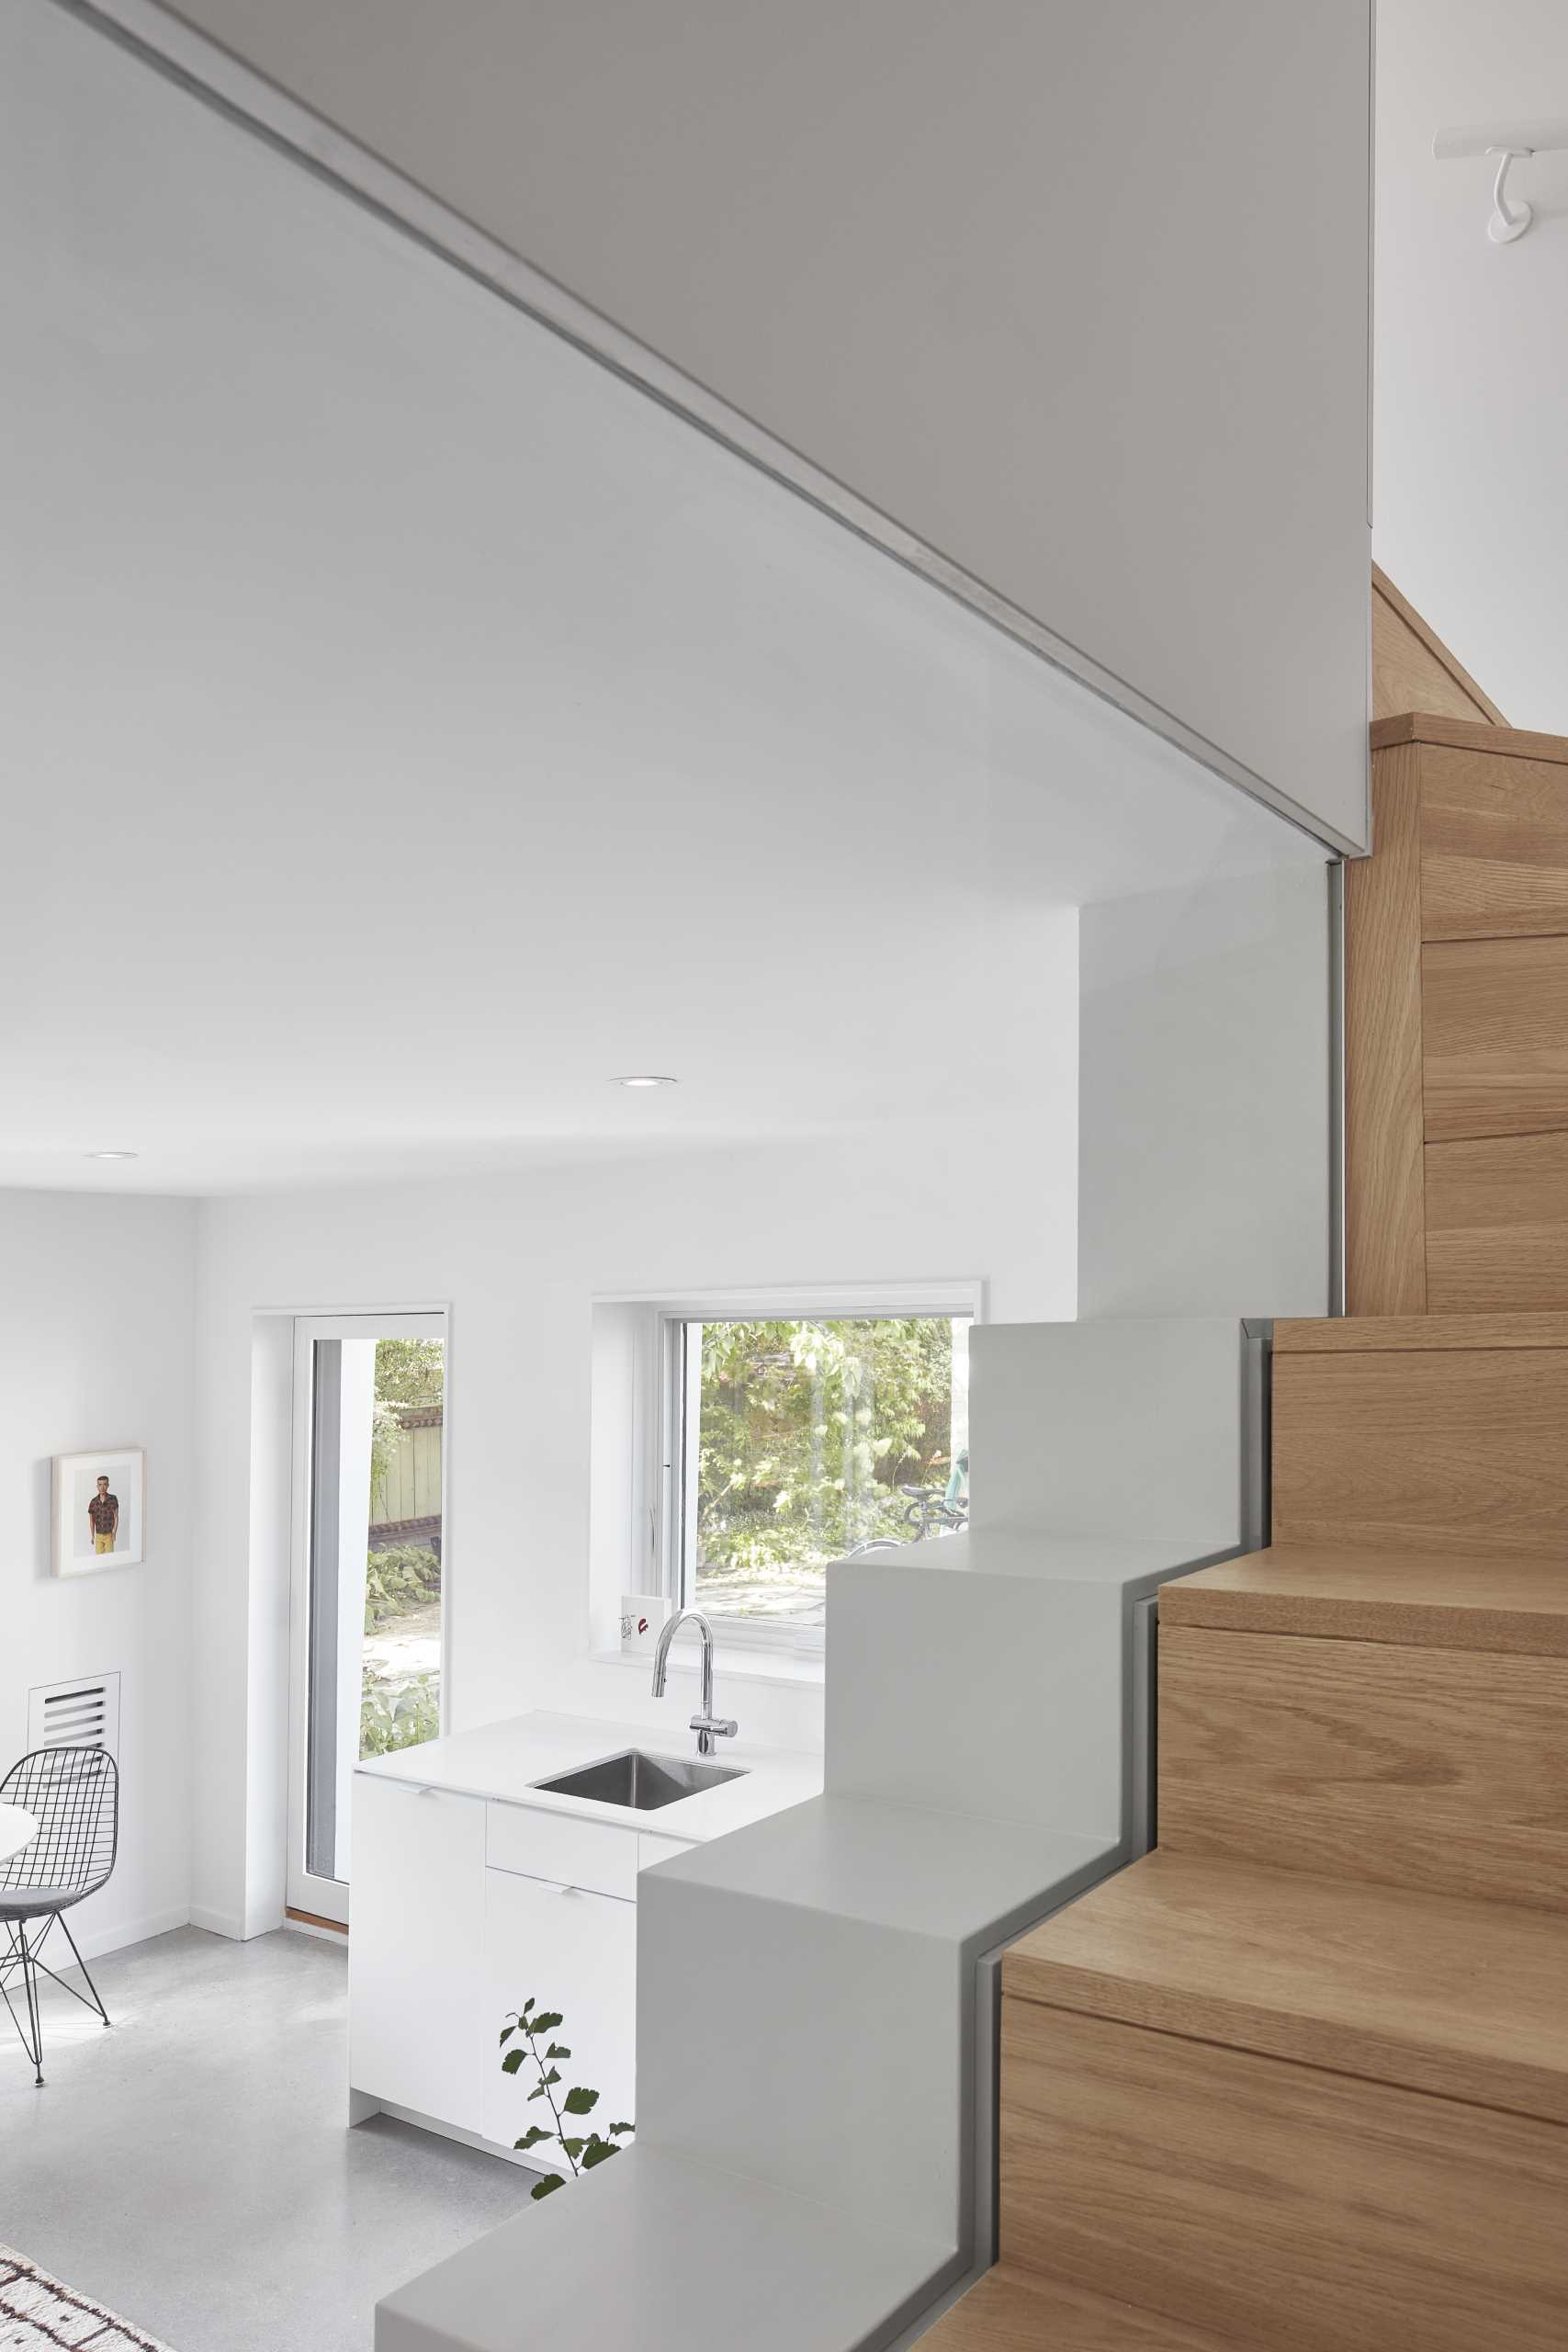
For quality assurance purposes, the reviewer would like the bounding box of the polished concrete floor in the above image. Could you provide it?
[0,1926,535,2351]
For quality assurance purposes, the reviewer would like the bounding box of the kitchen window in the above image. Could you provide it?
[653,1296,973,1649]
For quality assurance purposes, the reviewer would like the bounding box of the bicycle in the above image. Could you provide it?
[898,1483,968,1539]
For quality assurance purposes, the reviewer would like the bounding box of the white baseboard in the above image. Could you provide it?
[362,2094,542,2172]
[187,1903,246,1940]
[69,1904,192,1963]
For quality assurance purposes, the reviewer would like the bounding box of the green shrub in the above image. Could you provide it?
[364,1543,441,1631]
[360,1669,440,1758]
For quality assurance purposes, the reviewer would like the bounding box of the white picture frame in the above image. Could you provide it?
[53,1446,145,1576]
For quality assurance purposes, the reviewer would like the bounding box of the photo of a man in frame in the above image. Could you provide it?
[87,1473,119,1555]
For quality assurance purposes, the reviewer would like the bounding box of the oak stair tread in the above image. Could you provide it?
[1162,1544,1568,1654]
[1370,711,1568,764]
[1275,1310,1568,1351]
[1003,1849,1568,2125]
[917,2267,1241,2350]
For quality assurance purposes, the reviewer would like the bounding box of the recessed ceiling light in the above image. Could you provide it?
[86,1149,139,1160]
[614,1075,678,1088]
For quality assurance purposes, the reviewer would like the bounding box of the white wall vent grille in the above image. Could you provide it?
[28,1671,120,1759]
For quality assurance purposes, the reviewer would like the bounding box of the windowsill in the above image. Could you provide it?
[585,1645,825,1691]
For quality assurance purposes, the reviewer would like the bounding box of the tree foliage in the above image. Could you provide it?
[374,1338,446,1408]
[695,1317,958,1579]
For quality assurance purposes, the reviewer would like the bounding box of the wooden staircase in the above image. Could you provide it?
[919,596,1568,2350]
[920,1323,1568,2348]
[1348,712,1568,1315]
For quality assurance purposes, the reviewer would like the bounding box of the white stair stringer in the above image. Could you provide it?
[377,1317,1257,2352]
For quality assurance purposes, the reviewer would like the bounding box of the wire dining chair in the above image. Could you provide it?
[0,1746,118,2085]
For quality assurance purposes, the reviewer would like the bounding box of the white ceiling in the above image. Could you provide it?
[1376,0,1568,729]
[1,2,1323,1194]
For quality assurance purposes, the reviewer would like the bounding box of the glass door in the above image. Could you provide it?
[287,1311,446,1923]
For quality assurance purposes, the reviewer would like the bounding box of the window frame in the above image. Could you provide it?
[648,1281,983,1657]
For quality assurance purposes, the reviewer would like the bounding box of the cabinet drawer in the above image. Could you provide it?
[486,1801,638,1900]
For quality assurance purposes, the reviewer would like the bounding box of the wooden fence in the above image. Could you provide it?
[371,1408,443,1545]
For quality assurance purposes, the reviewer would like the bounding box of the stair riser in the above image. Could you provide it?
[1000,2000,1568,2352]
[1157,1623,1568,1911]
[1272,1342,1568,1555]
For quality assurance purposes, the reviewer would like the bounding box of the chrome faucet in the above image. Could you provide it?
[651,1608,739,1758]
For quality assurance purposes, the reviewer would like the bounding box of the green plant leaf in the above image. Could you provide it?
[501,2049,525,2075]
[559,2136,585,2161]
[526,2081,549,2100]
[562,2086,600,2116]
[545,2043,570,2060]
[530,2174,565,2200]
[500,2025,515,2046]
[513,2126,553,2151]
[522,1996,536,2013]
[581,2138,622,2168]
[531,2012,564,2035]
[607,2121,634,2136]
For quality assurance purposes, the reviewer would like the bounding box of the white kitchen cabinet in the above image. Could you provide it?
[486,1799,638,1900]
[349,1774,487,2132]
[349,1719,818,2159]
[483,1867,637,2172]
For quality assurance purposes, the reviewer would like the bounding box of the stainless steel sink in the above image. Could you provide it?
[531,1748,746,1812]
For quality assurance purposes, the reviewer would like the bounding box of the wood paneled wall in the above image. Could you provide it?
[1347,718,1568,1312]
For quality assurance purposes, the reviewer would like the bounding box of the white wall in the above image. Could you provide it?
[108,0,1371,849]
[1376,0,1568,731]
[0,881,1329,1955]
[191,1007,1078,1934]
[3,862,1331,1951]
[0,1192,196,1958]
[1077,866,1332,1319]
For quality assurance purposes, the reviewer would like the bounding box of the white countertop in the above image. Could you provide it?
[355,1710,822,1844]
[879,1525,1235,1587]
[647,1791,1117,1948]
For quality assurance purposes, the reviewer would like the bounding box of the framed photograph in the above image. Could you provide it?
[53,1447,145,1576]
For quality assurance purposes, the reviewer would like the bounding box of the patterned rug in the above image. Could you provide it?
[0,2245,175,2350]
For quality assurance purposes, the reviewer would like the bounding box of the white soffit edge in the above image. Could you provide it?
[55,0,1360,859]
